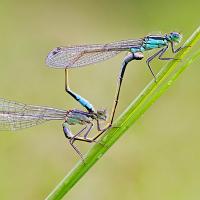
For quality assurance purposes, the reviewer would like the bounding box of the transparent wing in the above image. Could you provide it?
[0,98,67,131]
[45,38,143,68]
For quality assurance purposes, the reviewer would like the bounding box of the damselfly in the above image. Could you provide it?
[0,98,107,160]
[45,32,184,128]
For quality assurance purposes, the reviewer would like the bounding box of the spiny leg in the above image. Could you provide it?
[82,122,104,146]
[159,42,190,64]
[63,123,88,161]
[158,45,180,61]
[69,126,87,162]
[69,124,97,162]
[170,42,187,53]
[63,122,97,143]
[65,69,95,112]
[83,123,93,139]
[63,121,102,156]
[70,125,88,141]
[146,47,167,80]
[70,140,85,163]
[146,44,183,81]
[68,123,104,160]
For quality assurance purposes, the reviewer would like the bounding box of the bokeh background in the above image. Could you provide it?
[0,0,199,199]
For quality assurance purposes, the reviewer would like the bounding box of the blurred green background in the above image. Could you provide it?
[0,0,199,199]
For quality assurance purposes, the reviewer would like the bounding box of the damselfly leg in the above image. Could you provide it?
[146,43,182,81]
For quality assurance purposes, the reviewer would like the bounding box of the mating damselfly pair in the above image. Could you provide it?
[1,32,184,160]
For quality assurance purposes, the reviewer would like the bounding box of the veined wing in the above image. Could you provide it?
[45,38,143,68]
[0,98,67,131]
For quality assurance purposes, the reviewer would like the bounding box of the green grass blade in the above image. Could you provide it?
[45,26,200,200]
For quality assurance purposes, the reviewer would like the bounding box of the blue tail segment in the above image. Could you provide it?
[68,90,95,112]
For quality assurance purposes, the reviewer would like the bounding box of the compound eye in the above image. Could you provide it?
[172,32,180,37]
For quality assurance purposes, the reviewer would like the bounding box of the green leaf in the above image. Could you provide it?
[45,26,200,200]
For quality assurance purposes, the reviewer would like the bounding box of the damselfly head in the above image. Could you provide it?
[96,109,108,121]
[168,32,182,43]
